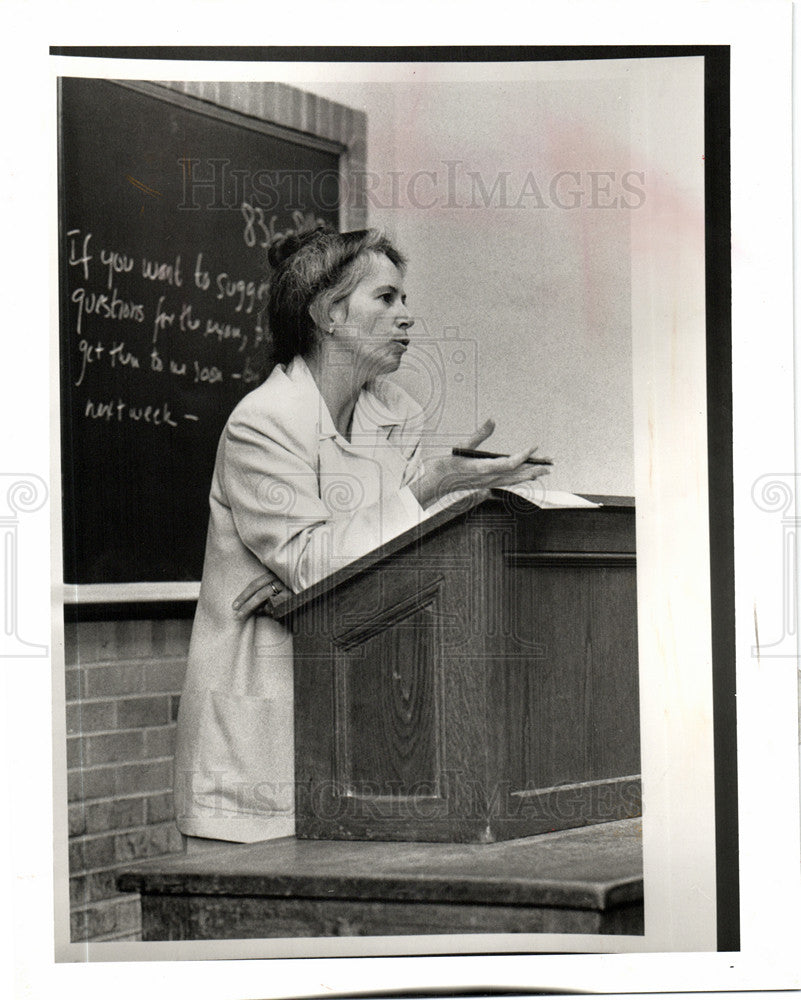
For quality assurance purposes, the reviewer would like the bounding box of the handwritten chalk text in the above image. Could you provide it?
[84,398,178,426]
[71,286,145,336]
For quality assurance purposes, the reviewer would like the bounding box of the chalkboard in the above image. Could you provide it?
[58,78,342,585]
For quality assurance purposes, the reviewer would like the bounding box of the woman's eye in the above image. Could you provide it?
[380,293,393,303]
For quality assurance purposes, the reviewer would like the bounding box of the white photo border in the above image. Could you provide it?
[2,1,798,996]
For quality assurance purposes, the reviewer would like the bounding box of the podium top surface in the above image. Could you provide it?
[118,818,643,912]
[272,492,635,621]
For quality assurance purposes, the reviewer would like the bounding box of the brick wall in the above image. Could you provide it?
[64,618,191,942]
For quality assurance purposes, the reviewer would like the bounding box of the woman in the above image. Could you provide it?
[174,227,550,846]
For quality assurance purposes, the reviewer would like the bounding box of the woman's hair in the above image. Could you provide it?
[266,226,406,365]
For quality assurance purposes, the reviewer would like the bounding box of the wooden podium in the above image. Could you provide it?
[274,493,640,844]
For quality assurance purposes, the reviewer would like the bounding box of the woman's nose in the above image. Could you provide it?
[396,305,414,330]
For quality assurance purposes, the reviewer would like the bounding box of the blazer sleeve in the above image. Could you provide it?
[220,415,424,594]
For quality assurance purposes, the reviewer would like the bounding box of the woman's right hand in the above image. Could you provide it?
[409,419,551,509]
[232,569,290,620]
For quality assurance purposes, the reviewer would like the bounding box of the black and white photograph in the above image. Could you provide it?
[2,1,800,996]
[54,52,711,953]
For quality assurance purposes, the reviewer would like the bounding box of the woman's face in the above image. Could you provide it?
[330,252,414,378]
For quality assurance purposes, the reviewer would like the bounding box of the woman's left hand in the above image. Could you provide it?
[232,570,290,620]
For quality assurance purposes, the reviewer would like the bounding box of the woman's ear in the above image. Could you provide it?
[308,299,331,334]
[309,296,345,335]
[328,298,347,328]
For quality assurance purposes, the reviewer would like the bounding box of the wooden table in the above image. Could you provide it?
[118,818,643,939]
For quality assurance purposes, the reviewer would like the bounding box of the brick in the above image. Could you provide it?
[143,727,175,759]
[114,822,183,862]
[145,792,175,825]
[153,619,192,657]
[89,896,143,940]
[64,668,83,702]
[69,875,89,908]
[83,663,145,698]
[69,834,116,873]
[67,839,82,872]
[71,621,121,665]
[86,869,121,902]
[68,803,86,837]
[114,620,155,660]
[143,658,187,694]
[84,796,145,834]
[95,930,142,943]
[70,909,89,941]
[70,896,129,941]
[116,696,170,729]
[85,731,145,766]
[114,760,173,796]
[95,621,120,659]
[66,737,85,771]
[66,700,116,735]
[114,897,143,933]
[63,623,78,667]
[71,621,104,664]
[150,620,166,656]
[68,766,116,803]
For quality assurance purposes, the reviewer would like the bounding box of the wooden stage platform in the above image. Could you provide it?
[118,818,643,940]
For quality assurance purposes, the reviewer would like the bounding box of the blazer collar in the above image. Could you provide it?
[283,355,402,442]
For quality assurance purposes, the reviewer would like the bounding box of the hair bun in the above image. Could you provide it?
[267,222,335,269]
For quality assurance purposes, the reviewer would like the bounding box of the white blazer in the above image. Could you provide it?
[174,355,426,842]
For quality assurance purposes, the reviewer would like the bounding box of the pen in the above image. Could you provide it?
[452,448,553,466]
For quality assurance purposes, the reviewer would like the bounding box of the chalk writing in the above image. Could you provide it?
[65,226,273,437]
[108,342,140,370]
[84,398,178,426]
[240,203,327,250]
[204,317,244,348]
[231,356,264,385]
[194,361,223,384]
[71,286,145,336]
[194,254,210,291]
[152,295,175,345]
[67,229,92,281]
[143,255,183,286]
[179,302,200,332]
[100,248,135,290]
[215,272,269,314]
[74,339,141,387]
[74,339,103,388]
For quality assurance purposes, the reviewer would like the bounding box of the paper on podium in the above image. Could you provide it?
[494,482,602,508]
[424,484,601,518]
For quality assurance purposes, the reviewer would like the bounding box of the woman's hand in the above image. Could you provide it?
[232,569,290,620]
[409,418,552,509]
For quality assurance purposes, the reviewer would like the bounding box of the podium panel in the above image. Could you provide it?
[280,495,640,843]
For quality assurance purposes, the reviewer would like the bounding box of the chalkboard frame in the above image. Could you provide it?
[58,79,366,609]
